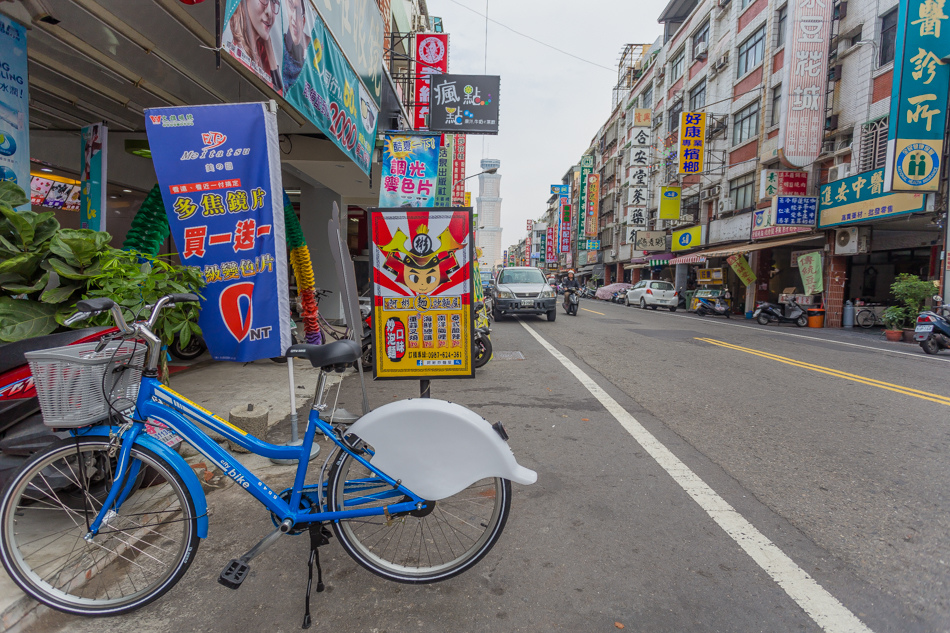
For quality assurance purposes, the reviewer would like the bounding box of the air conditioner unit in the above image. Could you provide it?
[829,163,851,181]
[694,42,708,60]
[829,64,843,81]
[714,52,729,69]
[835,227,870,255]
[718,198,735,214]
[610,250,618,257]
[701,188,714,200]
[708,63,719,77]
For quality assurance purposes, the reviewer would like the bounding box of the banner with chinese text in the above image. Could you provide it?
[452,135,466,204]
[381,133,440,207]
[885,0,950,192]
[773,196,818,226]
[727,254,756,286]
[677,112,705,174]
[578,155,594,245]
[80,123,107,231]
[369,207,474,379]
[797,251,823,295]
[428,74,500,134]
[634,230,666,252]
[0,14,28,210]
[145,102,291,362]
[760,169,807,199]
[546,226,556,261]
[434,134,454,206]
[413,33,449,129]
[584,174,601,237]
[818,167,928,227]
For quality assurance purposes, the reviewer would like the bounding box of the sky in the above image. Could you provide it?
[429,0,671,251]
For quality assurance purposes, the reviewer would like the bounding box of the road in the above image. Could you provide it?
[31,299,950,633]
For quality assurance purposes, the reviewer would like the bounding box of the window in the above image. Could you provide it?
[693,21,709,55]
[879,9,898,66]
[669,99,684,133]
[740,0,754,8]
[770,84,782,126]
[737,26,766,76]
[733,101,760,145]
[497,269,546,285]
[642,85,654,109]
[671,50,686,80]
[690,80,706,110]
[775,5,788,48]
[859,117,889,171]
[650,281,674,290]
[730,173,755,210]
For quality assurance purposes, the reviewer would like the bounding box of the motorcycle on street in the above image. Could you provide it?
[695,296,731,318]
[473,301,493,368]
[914,294,950,355]
[563,289,580,316]
[754,298,808,327]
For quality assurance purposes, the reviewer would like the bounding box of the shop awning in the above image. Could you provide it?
[644,253,674,266]
[624,263,650,269]
[689,234,823,259]
[669,254,707,265]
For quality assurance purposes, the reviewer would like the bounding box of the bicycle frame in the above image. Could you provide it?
[83,374,424,538]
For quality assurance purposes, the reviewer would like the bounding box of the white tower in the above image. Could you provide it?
[475,159,503,270]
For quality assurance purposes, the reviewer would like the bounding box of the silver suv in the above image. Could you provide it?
[491,266,558,321]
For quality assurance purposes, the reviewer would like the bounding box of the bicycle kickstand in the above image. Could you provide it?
[302,522,333,629]
[218,518,293,590]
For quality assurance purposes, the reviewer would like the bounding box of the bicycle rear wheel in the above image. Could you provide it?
[0,437,199,616]
[327,443,510,583]
[855,309,875,328]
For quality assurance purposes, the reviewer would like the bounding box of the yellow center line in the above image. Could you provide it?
[696,337,950,407]
[581,308,605,315]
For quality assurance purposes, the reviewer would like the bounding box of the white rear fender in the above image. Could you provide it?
[346,398,537,500]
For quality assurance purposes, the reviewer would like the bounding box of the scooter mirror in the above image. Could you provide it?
[934,294,942,303]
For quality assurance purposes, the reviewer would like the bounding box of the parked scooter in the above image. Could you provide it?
[754,298,808,327]
[563,288,580,316]
[168,332,207,360]
[695,295,731,318]
[914,294,950,355]
[473,301,493,368]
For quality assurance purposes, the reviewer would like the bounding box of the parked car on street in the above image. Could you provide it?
[625,280,678,311]
[492,266,558,321]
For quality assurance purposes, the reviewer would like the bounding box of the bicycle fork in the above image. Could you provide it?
[83,424,145,541]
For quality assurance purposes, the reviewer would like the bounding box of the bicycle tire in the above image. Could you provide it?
[327,443,511,584]
[855,309,875,328]
[0,437,199,616]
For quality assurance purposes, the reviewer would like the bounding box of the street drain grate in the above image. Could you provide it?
[494,351,525,361]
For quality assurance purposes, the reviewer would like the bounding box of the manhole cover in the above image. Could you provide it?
[494,351,525,361]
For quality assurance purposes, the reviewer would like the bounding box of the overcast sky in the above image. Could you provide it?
[429,0,671,250]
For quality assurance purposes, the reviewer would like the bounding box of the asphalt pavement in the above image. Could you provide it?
[22,299,950,633]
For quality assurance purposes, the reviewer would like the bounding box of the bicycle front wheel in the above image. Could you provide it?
[855,309,875,328]
[0,437,200,616]
[327,444,511,583]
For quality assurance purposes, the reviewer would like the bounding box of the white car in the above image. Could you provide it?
[625,280,679,311]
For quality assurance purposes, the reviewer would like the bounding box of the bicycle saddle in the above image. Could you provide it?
[285,339,361,369]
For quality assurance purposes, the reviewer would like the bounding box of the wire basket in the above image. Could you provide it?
[25,341,146,428]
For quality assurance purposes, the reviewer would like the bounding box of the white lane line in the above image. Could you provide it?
[609,302,950,364]
[519,319,874,633]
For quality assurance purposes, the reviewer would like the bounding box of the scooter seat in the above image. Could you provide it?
[285,339,361,369]
[0,327,110,376]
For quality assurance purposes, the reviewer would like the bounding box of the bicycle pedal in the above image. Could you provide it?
[218,559,250,589]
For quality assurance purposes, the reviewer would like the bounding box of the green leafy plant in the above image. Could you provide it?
[882,305,910,331]
[890,273,937,322]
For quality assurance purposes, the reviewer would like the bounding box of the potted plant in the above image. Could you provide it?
[881,306,907,342]
[890,273,937,342]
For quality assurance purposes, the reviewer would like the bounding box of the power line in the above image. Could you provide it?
[442,0,616,73]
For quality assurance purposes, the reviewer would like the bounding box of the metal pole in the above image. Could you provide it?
[420,379,430,398]
[287,357,298,442]
[943,209,950,305]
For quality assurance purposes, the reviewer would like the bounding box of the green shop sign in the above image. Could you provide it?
[818,167,928,227]
[578,155,593,248]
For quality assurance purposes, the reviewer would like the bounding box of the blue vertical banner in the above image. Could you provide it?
[79,123,107,231]
[144,102,291,362]
[0,15,29,209]
[380,132,440,207]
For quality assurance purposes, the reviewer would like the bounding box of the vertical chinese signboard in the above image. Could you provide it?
[79,123,107,231]
[659,186,682,220]
[413,33,449,130]
[452,135,466,205]
[629,115,651,229]
[145,102,292,362]
[727,254,756,286]
[797,251,823,295]
[381,133,440,207]
[677,112,705,174]
[369,207,474,379]
[584,173,601,237]
[777,0,834,167]
[434,134,454,206]
[578,155,594,246]
[0,14,28,209]
[546,226,556,262]
[885,0,950,193]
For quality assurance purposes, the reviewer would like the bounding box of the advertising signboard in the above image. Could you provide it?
[672,225,703,251]
[222,0,379,175]
[884,0,950,192]
[0,14,28,209]
[634,230,666,251]
[380,133,440,207]
[145,102,292,362]
[413,33,449,130]
[578,155,594,246]
[428,75,501,135]
[369,207,474,379]
[777,0,834,167]
[546,226,556,261]
[658,186,682,220]
[727,254,756,286]
[818,167,928,227]
[452,135,466,205]
[773,196,818,226]
[80,123,107,231]
[797,251,823,294]
[584,174,601,237]
[434,134,454,207]
[760,169,808,199]
[677,112,706,174]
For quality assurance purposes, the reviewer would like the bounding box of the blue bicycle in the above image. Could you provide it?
[0,294,536,618]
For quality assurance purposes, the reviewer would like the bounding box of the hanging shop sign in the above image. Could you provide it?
[434,134,454,207]
[760,169,808,199]
[222,0,380,175]
[411,33,449,130]
[145,102,292,362]
[380,132,440,207]
[0,15,28,209]
[578,155,594,246]
[584,174,601,237]
[790,249,822,267]
[727,254,757,286]
[632,109,652,127]
[634,230,666,252]
[697,268,724,284]
[585,239,601,250]
[658,186,682,220]
[777,0,834,168]
[428,74,501,135]
[818,167,928,227]
[773,196,818,226]
[752,201,812,239]
[546,226,556,261]
[79,123,108,231]
[677,112,706,174]
[884,0,950,192]
[464,191,471,207]
[369,207,474,379]
[672,225,703,251]
[797,251,823,295]
[31,174,80,211]
[452,135,466,205]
